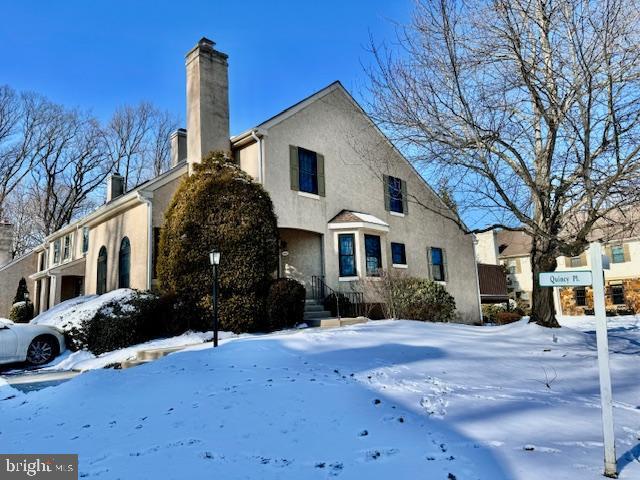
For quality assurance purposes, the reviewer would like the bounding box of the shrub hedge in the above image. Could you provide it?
[390,277,456,322]
[266,278,306,331]
[157,152,279,333]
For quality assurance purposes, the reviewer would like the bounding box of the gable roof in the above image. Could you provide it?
[496,230,532,257]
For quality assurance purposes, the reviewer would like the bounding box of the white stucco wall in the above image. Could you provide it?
[259,87,481,323]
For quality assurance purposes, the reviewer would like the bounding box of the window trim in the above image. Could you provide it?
[297,147,319,195]
[52,239,61,265]
[364,234,383,277]
[62,234,72,262]
[610,245,625,264]
[387,175,404,214]
[338,233,357,278]
[431,247,445,282]
[390,242,407,266]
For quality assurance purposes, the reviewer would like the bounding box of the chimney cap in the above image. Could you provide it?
[198,37,215,48]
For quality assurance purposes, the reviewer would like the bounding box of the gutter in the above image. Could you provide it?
[250,129,267,184]
[137,191,154,290]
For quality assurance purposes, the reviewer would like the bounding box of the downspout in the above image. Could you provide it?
[471,235,484,324]
[137,192,153,290]
[250,129,266,184]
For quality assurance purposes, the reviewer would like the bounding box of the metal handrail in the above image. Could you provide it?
[311,275,364,318]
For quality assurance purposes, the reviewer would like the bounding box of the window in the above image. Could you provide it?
[53,239,61,264]
[364,234,382,276]
[430,247,446,281]
[97,246,108,295]
[298,147,318,195]
[387,176,404,213]
[505,259,517,274]
[63,235,71,261]
[569,256,583,267]
[611,284,625,305]
[391,242,406,265]
[82,227,89,254]
[290,146,325,196]
[338,234,357,277]
[118,237,131,289]
[39,252,46,271]
[611,245,625,264]
[575,287,587,307]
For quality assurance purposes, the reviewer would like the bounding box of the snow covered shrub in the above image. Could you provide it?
[266,278,306,331]
[9,301,34,323]
[67,291,176,353]
[157,152,279,333]
[9,277,34,323]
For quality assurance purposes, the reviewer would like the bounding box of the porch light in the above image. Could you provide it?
[209,250,221,266]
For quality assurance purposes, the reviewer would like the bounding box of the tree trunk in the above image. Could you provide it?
[529,238,560,328]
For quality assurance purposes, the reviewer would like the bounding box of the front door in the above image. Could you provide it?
[279,229,323,298]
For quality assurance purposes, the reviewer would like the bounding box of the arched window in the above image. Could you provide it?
[97,246,108,295]
[118,237,131,288]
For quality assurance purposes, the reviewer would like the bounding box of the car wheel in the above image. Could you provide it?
[26,336,57,366]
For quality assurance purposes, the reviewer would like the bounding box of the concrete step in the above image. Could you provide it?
[304,303,325,312]
[136,345,188,362]
[304,310,333,320]
[120,359,150,369]
[304,317,368,329]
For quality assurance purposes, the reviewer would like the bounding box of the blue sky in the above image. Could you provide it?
[0,0,410,134]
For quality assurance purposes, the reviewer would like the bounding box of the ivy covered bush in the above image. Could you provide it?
[157,152,279,333]
[390,277,457,322]
[266,278,306,331]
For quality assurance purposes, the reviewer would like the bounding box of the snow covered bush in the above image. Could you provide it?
[157,152,279,333]
[69,291,174,354]
[9,300,34,323]
[266,278,306,331]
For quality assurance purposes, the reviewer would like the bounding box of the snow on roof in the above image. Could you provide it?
[328,210,389,227]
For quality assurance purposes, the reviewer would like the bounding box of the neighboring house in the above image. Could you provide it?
[0,38,482,323]
[476,230,533,306]
[476,263,509,304]
[476,228,640,315]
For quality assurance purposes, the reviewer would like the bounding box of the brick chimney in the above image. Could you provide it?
[185,37,230,171]
[106,172,125,202]
[0,220,13,267]
[170,128,187,168]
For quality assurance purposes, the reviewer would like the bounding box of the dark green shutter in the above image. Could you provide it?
[289,145,299,191]
[442,248,448,282]
[401,179,408,214]
[317,153,325,197]
[426,247,433,280]
[383,174,390,211]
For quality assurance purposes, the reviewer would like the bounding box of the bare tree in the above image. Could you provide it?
[29,105,112,236]
[367,0,640,327]
[105,102,178,190]
[0,87,52,218]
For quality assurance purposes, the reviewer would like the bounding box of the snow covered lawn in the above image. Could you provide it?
[1,319,639,479]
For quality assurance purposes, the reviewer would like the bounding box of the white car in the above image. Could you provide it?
[0,319,66,366]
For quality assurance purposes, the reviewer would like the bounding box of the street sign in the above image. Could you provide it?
[539,271,593,287]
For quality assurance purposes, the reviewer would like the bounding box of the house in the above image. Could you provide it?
[476,227,640,315]
[0,38,482,323]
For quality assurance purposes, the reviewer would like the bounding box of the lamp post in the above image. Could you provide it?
[209,249,221,347]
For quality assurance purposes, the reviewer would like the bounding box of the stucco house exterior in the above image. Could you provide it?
[0,38,482,323]
[476,228,640,315]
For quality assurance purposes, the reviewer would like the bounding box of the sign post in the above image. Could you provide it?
[538,242,617,478]
[589,242,618,478]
